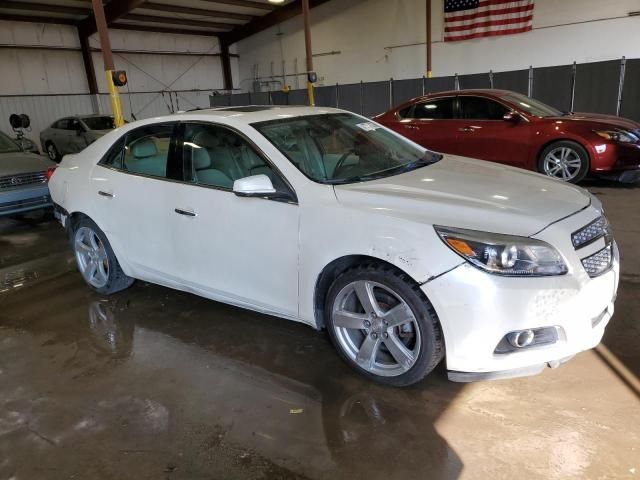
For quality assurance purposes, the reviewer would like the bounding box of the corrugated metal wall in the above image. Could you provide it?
[0,90,212,151]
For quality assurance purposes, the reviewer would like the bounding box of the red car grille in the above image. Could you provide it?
[0,171,47,190]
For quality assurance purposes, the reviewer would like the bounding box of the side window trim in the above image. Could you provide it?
[176,120,298,204]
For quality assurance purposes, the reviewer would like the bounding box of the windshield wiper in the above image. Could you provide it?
[329,154,442,185]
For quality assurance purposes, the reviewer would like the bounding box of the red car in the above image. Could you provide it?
[375,89,640,183]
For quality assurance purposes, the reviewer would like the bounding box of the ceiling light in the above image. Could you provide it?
[268,0,286,3]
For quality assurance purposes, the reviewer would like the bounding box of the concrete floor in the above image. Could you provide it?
[0,182,638,480]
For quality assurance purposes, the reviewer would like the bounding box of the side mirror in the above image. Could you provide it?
[233,174,276,197]
[503,111,520,122]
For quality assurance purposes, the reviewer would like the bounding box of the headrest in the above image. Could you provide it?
[218,130,242,147]
[131,138,158,158]
[192,130,219,148]
[192,148,211,170]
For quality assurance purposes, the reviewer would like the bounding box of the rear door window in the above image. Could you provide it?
[410,98,456,119]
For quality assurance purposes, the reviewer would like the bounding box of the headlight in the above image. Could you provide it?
[594,129,639,143]
[435,226,568,276]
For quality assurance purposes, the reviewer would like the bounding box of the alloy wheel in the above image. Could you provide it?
[543,146,583,181]
[74,226,109,288]
[331,280,421,377]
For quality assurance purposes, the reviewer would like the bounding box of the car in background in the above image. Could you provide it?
[40,115,115,162]
[0,130,56,217]
[49,106,618,386]
[375,89,640,183]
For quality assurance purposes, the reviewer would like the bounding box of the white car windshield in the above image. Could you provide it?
[254,113,441,184]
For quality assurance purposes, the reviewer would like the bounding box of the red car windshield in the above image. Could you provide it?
[500,92,563,118]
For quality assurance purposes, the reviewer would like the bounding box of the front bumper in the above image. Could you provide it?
[423,206,619,381]
[592,141,640,181]
[0,185,52,216]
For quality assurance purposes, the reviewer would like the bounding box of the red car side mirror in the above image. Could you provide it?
[503,111,520,122]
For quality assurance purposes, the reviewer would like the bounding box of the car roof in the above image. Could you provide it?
[422,88,517,98]
[78,114,113,119]
[174,105,346,124]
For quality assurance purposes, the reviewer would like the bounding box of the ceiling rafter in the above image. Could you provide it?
[221,0,330,45]
[0,0,90,16]
[0,12,76,25]
[142,3,254,22]
[122,13,234,30]
[109,23,221,37]
[77,0,147,37]
[196,0,276,11]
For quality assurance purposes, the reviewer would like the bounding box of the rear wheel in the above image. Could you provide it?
[538,140,589,183]
[72,217,134,294]
[325,263,444,387]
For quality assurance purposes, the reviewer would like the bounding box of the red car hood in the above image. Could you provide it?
[547,113,640,131]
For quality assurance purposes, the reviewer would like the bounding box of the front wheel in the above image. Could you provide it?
[538,141,589,183]
[325,263,444,387]
[72,217,134,294]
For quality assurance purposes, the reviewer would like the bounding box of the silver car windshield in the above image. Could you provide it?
[254,113,441,184]
[0,131,20,154]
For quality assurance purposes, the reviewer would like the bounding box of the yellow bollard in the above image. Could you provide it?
[106,70,125,127]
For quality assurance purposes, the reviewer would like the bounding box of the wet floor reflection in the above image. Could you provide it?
[0,274,464,479]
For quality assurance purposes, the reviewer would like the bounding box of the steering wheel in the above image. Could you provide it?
[333,149,358,178]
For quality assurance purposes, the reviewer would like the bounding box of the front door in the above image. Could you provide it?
[170,122,300,318]
[456,96,532,168]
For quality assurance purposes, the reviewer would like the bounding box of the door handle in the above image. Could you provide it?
[458,127,475,132]
[174,208,197,217]
[98,190,114,198]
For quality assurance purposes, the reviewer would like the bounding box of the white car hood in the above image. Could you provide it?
[334,155,591,237]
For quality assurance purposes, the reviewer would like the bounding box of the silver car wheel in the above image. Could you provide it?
[74,226,109,288]
[47,143,58,161]
[331,280,421,377]
[543,146,583,181]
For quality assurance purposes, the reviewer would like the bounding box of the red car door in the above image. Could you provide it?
[390,96,465,155]
[455,95,532,168]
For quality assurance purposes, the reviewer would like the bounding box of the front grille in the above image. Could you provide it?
[581,244,613,278]
[572,216,611,249]
[0,171,47,190]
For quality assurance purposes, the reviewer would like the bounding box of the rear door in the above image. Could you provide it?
[396,97,464,154]
[91,122,183,282]
[456,95,532,168]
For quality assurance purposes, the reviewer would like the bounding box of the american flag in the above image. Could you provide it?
[444,0,535,42]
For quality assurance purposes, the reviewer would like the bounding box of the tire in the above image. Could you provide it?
[325,263,444,387]
[71,216,134,295]
[538,140,589,183]
[46,142,61,162]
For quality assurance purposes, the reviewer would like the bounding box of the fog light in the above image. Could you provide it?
[495,326,560,354]
[507,329,535,348]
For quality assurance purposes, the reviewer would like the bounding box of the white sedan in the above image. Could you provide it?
[49,106,619,386]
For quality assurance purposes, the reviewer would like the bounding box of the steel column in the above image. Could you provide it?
[302,0,315,106]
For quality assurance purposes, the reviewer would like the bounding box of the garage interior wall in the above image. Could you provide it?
[237,0,640,89]
[0,20,239,148]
